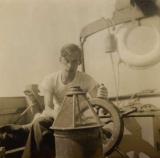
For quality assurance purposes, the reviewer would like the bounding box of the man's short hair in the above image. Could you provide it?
[60,44,82,61]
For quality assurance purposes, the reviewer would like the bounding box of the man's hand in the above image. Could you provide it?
[97,84,108,99]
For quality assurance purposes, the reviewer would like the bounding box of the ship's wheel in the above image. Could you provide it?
[89,98,124,157]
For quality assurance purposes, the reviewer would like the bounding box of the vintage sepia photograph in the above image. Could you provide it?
[0,0,160,158]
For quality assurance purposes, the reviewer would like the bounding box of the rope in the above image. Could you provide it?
[107,18,121,106]
[109,53,120,106]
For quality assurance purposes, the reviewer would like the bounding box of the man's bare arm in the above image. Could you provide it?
[88,84,108,99]
[42,91,56,118]
[22,91,55,130]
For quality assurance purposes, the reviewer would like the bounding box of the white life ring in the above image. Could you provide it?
[117,22,160,68]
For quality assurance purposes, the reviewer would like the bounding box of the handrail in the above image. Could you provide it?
[109,92,160,101]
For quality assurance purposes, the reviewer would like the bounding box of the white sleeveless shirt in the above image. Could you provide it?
[40,71,98,116]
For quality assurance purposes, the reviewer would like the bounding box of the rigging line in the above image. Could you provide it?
[117,57,121,105]
[109,52,120,106]
[107,19,121,106]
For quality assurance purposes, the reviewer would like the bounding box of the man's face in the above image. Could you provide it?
[60,56,80,73]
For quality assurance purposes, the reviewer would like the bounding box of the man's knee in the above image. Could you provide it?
[33,116,54,129]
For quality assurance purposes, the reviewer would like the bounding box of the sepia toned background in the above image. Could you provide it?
[0,0,160,158]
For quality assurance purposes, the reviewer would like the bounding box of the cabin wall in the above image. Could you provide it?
[84,15,160,98]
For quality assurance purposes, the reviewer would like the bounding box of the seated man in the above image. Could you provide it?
[22,43,108,158]
[0,44,107,158]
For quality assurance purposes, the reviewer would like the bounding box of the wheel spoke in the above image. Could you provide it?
[89,98,124,156]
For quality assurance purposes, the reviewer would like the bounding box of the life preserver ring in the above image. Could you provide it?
[117,22,160,68]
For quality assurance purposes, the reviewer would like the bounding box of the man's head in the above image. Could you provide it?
[59,44,82,73]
